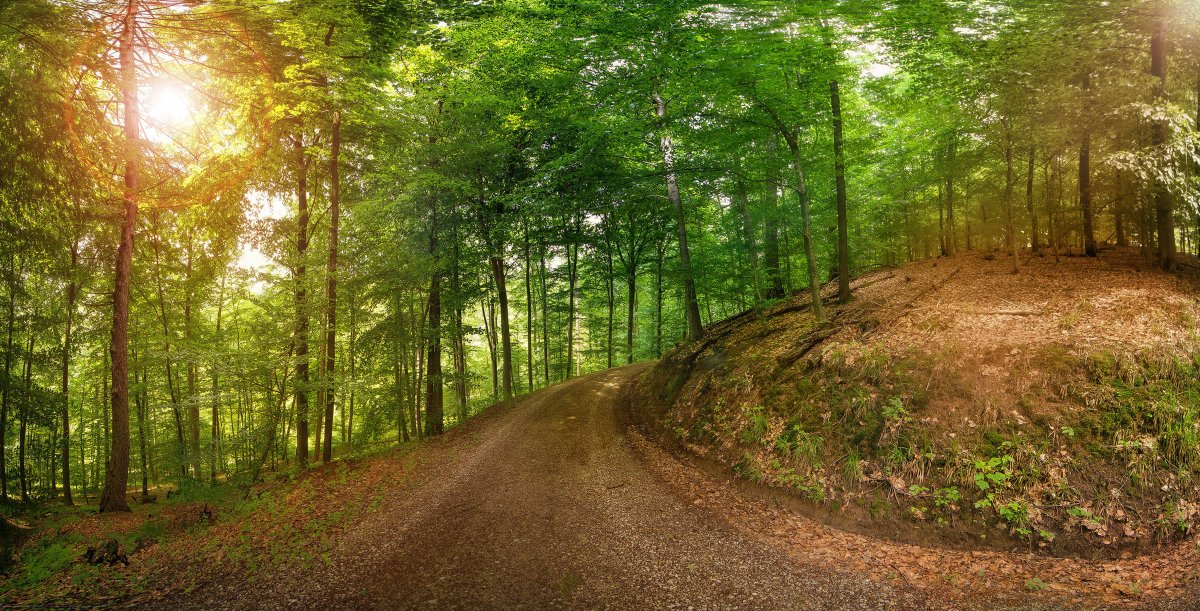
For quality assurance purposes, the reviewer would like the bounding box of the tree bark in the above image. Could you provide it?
[783,135,826,322]
[1003,124,1019,272]
[1151,17,1175,270]
[830,79,850,302]
[2,253,16,500]
[490,256,512,402]
[100,0,138,512]
[1079,72,1097,257]
[1026,146,1039,252]
[654,94,703,341]
[293,139,310,468]
[523,226,534,391]
[945,138,957,255]
[19,330,33,503]
[60,237,77,504]
[322,113,340,463]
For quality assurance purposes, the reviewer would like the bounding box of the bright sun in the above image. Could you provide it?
[146,84,192,127]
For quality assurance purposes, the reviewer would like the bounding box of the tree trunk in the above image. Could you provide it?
[566,235,579,377]
[134,350,148,498]
[1151,17,1175,270]
[425,205,443,435]
[783,135,826,322]
[1,253,16,500]
[605,246,614,369]
[490,256,512,402]
[293,140,311,468]
[945,138,957,255]
[830,79,850,303]
[1026,146,1039,252]
[763,140,785,299]
[1003,126,1019,272]
[211,274,225,483]
[19,330,33,503]
[61,238,77,504]
[185,234,199,479]
[100,0,138,513]
[1079,73,1097,257]
[524,227,534,391]
[322,114,340,463]
[654,94,703,341]
[538,243,550,384]
[734,173,761,306]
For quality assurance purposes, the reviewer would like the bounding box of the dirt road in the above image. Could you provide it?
[205,365,921,609]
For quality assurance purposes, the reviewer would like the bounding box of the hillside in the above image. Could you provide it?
[632,250,1200,556]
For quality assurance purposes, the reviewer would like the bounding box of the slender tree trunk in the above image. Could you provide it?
[783,135,826,322]
[830,79,851,303]
[626,269,636,365]
[100,0,138,513]
[293,140,311,468]
[605,246,614,369]
[1079,73,1097,257]
[655,240,665,357]
[1003,126,1019,272]
[60,237,76,504]
[185,234,200,478]
[426,206,443,435]
[490,256,512,402]
[211,274,225,483]
[523,227,534,390]
[734,173,761,306]
[566,235,579,377]
[19,330,33,503]
[654,94,703,341]
[322,113,340,463]
[763,140,785,299]
[1151,18,1175,270]
[1026,146,1039,252]
[945,138,957,255]
[134,350,148,498]
[2,253,16,500]
[538,243,550,384]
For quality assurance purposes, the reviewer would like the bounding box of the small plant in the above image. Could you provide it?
[740,404,770,445]
[933,487,960,508]
[1025,577,1047,591]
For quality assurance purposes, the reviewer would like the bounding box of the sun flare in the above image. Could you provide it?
[145,84,192,127]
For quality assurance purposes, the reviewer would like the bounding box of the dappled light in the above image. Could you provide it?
[2,0,1200,607]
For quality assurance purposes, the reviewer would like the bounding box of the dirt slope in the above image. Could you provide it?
[633,250,1200,559]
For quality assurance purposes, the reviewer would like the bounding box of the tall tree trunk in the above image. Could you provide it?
[100,0,139,513]
[566,236,579,377]
[1003,125,1019,272]
[830,79,850,303]
[185,234,199,478]
[605,246,614,369]
[293,140,311,468]
[655,240,665,357]
[945,138,957,255]
[134,350,148,499]
[538,243,550,384]
[425,203,444,435]
[19,330,33,503]
[1151,17,1175,270]
[490,256,512,402]
[1026,146,1039,252]
[323,113,340,463]
[626,268,636,365]
[211,274,225,484]
[1079,72,1097,257]
[60,237,76,504]
[523,227,534,391]
[763,140,785,299]
[2,253,16,500]
[734,173,761,306]
[654,94,703,341]
[783,134,826,322]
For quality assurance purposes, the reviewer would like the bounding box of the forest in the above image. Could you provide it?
[3,0,1200,606]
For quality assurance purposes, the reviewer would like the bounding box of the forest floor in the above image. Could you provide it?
[5,356,1200,607]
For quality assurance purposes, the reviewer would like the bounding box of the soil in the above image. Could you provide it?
[128,364,1197,609]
